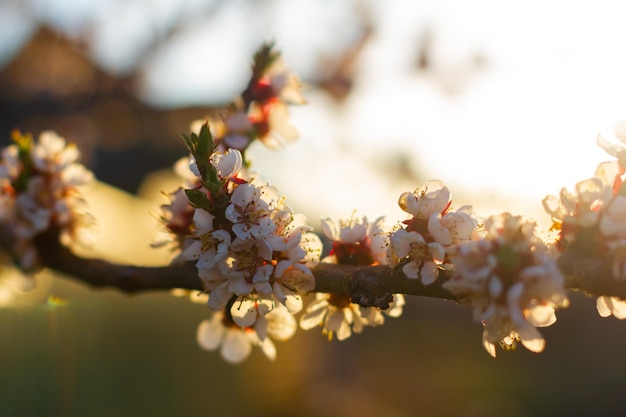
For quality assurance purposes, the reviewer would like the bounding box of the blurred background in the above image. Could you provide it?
[2,0,626,416]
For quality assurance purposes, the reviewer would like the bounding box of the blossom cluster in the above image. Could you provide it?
[159,123,322,363]
[387,180,481,285]
[384,180,570,357]
[443,213,569,357]
[543,122,626,319]
[198,42,305,155]
[159,97,578,362]
[299,212,404,341]
[0,130,93,277]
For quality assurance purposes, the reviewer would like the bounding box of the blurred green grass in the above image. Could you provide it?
[2,271,626,417]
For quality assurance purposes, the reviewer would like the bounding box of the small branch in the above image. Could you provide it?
[311,263,459,307]
[35,231,459,303]
[558,252,626,299]
[35,232,203,294]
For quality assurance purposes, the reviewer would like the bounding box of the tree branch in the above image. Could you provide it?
[0,224,626,308]
[22,228,626,305]
[34,230,459,304]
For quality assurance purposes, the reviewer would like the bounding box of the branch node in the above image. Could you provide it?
[350,267,394,309]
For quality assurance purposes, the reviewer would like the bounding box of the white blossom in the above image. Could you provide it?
[428,205,481,247]
[196,303,297,364]
[299,293,381,341]
[597,296,626,319]
[225,183,278,240]
[389,228,445,285]
[398,180,451,220]
[444,213,568,357]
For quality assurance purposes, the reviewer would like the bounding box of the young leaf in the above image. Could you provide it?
[184,188,213,211]
[10,130,34,192]
[251,42,279,80]
[181,123,222,193]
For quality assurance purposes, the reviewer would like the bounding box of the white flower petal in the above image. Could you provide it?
[597,296,613,317]
[518,326,545,353]
[335,320,352,341]
[321,218,339,241]
[597,296,626,319]
[401,261,420,279]
[420,262,437,285]
[299,299,328,330]
[193,209,215,232]
[427,242,445,262]
[258,337,277,361]
[325,309,346,333]
[230,298,257,327]
[527,304,557,327]
[221,329,252,364]
[265,305,297,341]
[182,240,203,261]
[196,317,224,351]
[428,214,452,246]
[482,331,497,358]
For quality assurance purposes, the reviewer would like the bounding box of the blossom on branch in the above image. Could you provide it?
[196,302,297,364]
[154,44,314,364]
[0,130,94,271]
[389,180,481,284]
[299,212,404,340]
[157,119,320,362]
[444,213,568,357]
[190,43,305,156]
[544,128,626,319]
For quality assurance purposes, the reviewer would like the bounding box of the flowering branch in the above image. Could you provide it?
[5,43,626,363]
[21,226,457,302]
[22,226,626,304]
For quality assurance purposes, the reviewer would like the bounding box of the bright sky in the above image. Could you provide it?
[246,0,626,227]
[3,0,626,229]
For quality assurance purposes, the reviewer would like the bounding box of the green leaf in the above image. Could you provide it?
[180,123,222,193]
[10,130,34,192]
[184,188,212,210]
[251,42,280,79]
[181,132,194,153]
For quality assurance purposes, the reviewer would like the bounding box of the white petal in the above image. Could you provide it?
[608,298,626,319]
[335,320,352,341]
[196,317,224,351]
[420,262,438,285]
[320,218,339,241]
[489,277,503,298]
[428,214,452,246]
[482,331,497,358]
[385,294,405,318]
[265,306,297,341]
[196,251,217,270]
[598,296,626,319]
[229,277,253,296]
[193,209,215,232]
[527,304,557,327]
[325,309,346,333]
[299,300,328,330]
[427,242,445,262]
[402,262,420,279]
[258,338,277,361]
[597,296,613,317]
[221,329,252,364]
[518,326,545,353]
[230,298,257,327]
[207,285,231,310]
[284,293,303,314]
